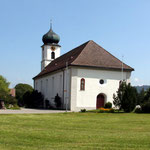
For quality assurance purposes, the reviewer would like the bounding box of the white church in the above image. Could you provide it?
[33,24,134,111]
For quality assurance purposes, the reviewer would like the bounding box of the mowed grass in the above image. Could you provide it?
[0,113,150,150]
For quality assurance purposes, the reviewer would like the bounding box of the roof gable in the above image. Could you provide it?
[71,40,133,70]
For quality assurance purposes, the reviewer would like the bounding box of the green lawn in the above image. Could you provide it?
[0,113,150,150]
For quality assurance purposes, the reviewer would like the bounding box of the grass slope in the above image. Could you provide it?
[0,113,150,150]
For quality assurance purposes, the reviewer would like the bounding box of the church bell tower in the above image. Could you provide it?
[41,22,61,70]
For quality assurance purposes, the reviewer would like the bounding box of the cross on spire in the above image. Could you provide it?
[50,19,52,29]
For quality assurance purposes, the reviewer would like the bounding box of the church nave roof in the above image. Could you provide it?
[33,40,134,79]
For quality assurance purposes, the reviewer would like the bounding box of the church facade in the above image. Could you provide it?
[33,25,134,111]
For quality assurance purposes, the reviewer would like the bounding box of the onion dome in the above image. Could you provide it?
[42,25,60,45]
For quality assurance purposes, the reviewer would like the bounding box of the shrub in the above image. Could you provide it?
[141,99,150,113]
[104,102,112,108]
[45,100,50,109]
[54,94,61,108]
[4,95,18,108]
[8,105,20,110]
[23,90,44,108]
[80,109,86,112]
[5,95,17,105]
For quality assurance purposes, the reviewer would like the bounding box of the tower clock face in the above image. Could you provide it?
[51,46,56,51]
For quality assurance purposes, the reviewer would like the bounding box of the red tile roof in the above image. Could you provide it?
[33,40,134,79]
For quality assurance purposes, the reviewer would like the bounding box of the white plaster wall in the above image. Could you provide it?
[41,45,61,70]
[63,68,71,110]
[70,67,131,111]
[34,66,131,111]
[43,45,60,60]
[70,68,78,111]
[34,69,71,109]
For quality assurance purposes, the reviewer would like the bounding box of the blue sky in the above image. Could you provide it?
[0,0,150,87]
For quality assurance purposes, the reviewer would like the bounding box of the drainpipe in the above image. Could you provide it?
[65,61,68,112]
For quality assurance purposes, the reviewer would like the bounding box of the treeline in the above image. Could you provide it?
[135,85,150,93]
[0,75,44,109]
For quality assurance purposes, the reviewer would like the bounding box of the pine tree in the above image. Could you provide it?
[113,82,137,112]
[144,88,150,102]
[137,88,145,105]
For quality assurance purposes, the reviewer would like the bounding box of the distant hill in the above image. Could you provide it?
[134,85,150,93]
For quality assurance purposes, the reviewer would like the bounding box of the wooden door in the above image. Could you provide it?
[96,94,104,109]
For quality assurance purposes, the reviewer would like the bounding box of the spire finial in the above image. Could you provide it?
[50,19,52,29]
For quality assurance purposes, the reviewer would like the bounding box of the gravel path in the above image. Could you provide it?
[0,108,68,114]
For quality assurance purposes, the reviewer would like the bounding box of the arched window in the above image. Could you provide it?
[80,78,85,91]
[51,52,55,59]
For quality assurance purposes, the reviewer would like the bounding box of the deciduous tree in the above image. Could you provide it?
[0,75,10,100]
[15,83,33,106]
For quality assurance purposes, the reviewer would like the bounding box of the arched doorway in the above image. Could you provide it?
[96,94,105,109]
